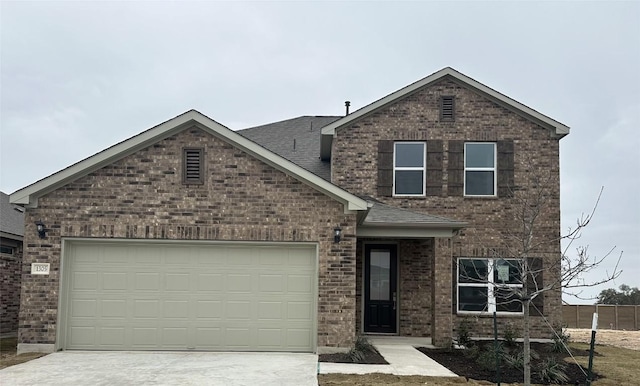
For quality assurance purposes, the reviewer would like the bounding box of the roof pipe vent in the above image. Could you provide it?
[345,101,351,116]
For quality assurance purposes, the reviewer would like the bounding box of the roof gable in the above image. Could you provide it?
[320,67,570,160]
[10,110,368,212]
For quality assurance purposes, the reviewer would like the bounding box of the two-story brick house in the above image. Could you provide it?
[11,67,568,354]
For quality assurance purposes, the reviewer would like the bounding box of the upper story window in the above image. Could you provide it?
[440,96,455,121]
[457,258,523,314]
[393,142,426,196]
[183,148,204,184]
[464,142,496,196]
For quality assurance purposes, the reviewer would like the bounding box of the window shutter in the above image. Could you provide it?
[448,140,464,196]
[440,96,455,121]
[183,148,204,184]
[452,258,458,314]
[527,257,544,316]
[426,140,443,196]
[377,140,394,197]
[497,140,514,198]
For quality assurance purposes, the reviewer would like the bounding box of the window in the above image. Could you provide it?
[393,142,425,196]
[0,245,14,255]
[464,142,496,196]
[440,96,455,121]
[457,258,523,314]
[183,148,204,184]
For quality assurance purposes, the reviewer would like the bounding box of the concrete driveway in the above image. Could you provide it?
[0,351,318,386]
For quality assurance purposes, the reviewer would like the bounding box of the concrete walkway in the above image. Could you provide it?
[318,337,458,377]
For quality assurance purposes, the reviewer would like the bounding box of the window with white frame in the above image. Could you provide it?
[457,258,523,314]
[464,142,496,196]
[393,142,426,196]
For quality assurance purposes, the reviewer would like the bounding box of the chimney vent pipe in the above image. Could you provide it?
[345,101,351,116]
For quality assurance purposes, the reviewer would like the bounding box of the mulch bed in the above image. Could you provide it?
[319,349,388,364]
[417,341,599,385]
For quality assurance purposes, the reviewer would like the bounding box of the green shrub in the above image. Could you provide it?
[476,342,505,371]
[502,322,520,347]
[551,323,570,353]
[537,357,569,384]
[456,317,474,347]
[347,335,374,363]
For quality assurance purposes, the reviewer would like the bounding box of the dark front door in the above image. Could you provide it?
[364,244,397,333]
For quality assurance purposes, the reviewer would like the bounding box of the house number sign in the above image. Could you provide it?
[31,263,50,275]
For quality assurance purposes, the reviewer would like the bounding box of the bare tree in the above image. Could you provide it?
[458,165,622,386]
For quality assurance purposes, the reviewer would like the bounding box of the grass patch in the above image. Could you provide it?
[566,342,640,386]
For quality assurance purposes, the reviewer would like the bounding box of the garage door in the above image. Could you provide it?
[62,241,316,352]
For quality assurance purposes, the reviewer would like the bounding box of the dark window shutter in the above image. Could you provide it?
[448,140,464,196]
[426,140,443,196]
[527,257,544,316]
[440,96,455,121]
[377,140,394,197]
[497,140,514,198]
[452,258,458,314]
[183,148,204,184]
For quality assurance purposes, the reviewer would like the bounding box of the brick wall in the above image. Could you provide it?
[332,79,563,340]
[20,126,357,349]
[1,242,22,335]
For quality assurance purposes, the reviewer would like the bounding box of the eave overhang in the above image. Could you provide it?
[320,67,570,160]
[10,110,369,213]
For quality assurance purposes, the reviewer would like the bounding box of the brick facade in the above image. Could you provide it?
[19,127,357,349]
[332,79,563,341]
[1,242,22,335]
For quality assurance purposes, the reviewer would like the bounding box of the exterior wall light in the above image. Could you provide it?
[35,220,47,239]
[334,227,342,243]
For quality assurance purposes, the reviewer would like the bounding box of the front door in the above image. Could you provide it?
[364,244,397,333]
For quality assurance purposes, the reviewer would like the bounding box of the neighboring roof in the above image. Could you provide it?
[357,198,466,238]
[1,191,25,239]
[238,116,340,181]
[9,110,368,212]
[320,67,571,160]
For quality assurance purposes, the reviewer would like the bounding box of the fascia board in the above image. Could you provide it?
[11,110,368,212]
[10,111,200,207]
[357,226,456,238]
[320,67,570,138]
[191,115,369,212]
[362,221,467,229]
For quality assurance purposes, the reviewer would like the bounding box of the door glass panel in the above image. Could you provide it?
[370,250,390,301]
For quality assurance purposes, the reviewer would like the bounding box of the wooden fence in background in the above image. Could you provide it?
[563,304,639,330]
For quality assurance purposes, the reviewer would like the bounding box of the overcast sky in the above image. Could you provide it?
[1,1,638,304]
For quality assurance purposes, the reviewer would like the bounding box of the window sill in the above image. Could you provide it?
[456,311,524,317]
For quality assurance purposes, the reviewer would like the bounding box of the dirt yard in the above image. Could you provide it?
[566,328,640,351]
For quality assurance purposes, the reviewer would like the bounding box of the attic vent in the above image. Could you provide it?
[440,96,455,121]
[183,148,204,184]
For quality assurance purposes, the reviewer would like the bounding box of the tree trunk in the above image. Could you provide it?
[523,298,531,386]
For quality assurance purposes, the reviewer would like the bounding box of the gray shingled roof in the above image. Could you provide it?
[238,116,341,181]
[1,191,25,237]
[361,199,466,228]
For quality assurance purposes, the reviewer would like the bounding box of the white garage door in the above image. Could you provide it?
[62,241,316,352]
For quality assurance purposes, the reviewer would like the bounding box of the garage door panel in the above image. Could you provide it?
[73,272,99,290]
[101,300,127,318]
[64,242,316,352]
[134,273,160,290]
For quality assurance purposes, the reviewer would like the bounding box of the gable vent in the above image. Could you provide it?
[440,96,455,121]
[183,148,204,184]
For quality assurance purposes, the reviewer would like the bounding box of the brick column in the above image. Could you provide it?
[432,237,452,347]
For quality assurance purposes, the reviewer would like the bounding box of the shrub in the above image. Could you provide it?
[502,322,520,347]
[348,335,374,363]
[476,341,505,371]
[456,317,475,347]
[503,347,539,370]
[537,357,569,384]
[551,323,570,353]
